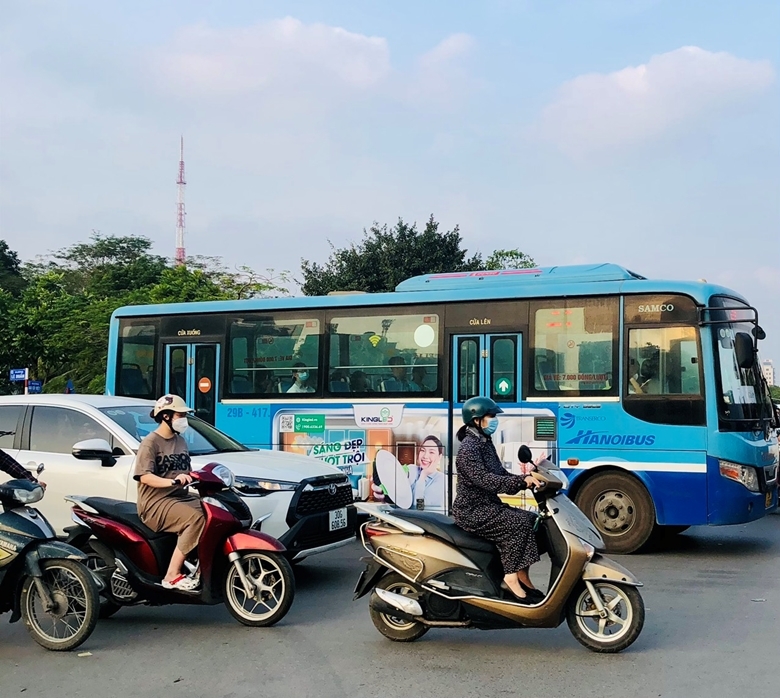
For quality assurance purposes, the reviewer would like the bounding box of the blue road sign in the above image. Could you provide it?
[28,380,43,394]
[9,368,28,382]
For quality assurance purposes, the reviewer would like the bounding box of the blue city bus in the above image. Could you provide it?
[105,263,779,553]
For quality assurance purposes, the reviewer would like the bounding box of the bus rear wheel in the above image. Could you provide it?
[575,472,656,554]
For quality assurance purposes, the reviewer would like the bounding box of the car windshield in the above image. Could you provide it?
[99,406,250,456]
[710,297,774,424]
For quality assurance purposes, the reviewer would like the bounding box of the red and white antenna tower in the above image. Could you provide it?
[175,136,187,265]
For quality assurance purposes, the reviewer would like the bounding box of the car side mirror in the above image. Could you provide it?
[72,439,117,467]
[734,332,756,370]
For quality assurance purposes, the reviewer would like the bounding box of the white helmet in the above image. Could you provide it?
[152,394,193,417]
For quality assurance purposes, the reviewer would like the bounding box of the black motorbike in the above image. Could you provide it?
[0,469,100,651]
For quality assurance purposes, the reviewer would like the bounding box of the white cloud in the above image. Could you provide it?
[408,33,476,105]
[151,17,391,98]
[536,46,775,157]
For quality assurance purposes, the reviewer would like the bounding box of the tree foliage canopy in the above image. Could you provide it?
[0,234,288,395]
[300,215,535,295]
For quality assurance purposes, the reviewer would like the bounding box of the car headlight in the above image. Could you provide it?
[211,464,235,488]
[719,460,760,492]
[14,486,44,504]
[234,476,298,496]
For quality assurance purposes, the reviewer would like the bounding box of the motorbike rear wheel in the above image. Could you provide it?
[565,582,644,653]
[369,572,428,642]
[21,559,99,651]
[224,552,295,627]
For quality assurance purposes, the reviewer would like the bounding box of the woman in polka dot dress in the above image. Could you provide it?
[452,397,544,603]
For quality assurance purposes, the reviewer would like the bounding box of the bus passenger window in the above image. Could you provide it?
[328,313,440,396]
[627,327,701,396]
[117,323,157,399]
[531,298,618,397]
[227,316,321,397]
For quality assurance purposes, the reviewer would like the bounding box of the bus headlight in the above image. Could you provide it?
[718,460,760,492]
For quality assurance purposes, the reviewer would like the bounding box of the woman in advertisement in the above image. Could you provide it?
[372,435,446,510]
[408,435,445,508]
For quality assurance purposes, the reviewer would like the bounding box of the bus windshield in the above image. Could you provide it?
[710,298,774,424]
[99,406,250,456]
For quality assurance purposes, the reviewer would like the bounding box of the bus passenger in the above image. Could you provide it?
[412,365,430,392]
[350,370,374,393]
[287,362,314,393]
[380,356,419,392]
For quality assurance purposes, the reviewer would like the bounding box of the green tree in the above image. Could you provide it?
[770,385,780,402]
[0,239,27,296]
[484,248,536,270]
[300,215,535,295]
[1,234,289,395]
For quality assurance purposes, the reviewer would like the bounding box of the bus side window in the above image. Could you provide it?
[627,327,702,396]
[227,316,321,397]
[117,323,157,399]
[328,313,440,397]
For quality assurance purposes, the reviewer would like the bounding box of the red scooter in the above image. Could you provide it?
[65,463,295,626]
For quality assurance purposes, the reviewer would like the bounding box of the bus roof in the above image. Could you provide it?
[394,263,645,292]
[110,263,748,319]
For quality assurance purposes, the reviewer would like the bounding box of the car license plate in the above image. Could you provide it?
[329,507,348,532]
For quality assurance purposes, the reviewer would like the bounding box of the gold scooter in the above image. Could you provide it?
[354,453,645,653]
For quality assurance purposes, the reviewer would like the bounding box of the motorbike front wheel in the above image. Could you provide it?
[369,572,428,642]
[224,552,295,627]
[20,559,99,651]
[565,582,644,653]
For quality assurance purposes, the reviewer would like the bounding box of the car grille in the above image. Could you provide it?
[295,478,354,516]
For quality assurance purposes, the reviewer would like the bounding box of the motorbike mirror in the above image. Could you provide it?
[517,445,533,464]
[72,438,117,467]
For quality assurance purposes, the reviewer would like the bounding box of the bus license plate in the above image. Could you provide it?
[329,508,348,532]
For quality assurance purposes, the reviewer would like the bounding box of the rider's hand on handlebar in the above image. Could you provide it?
[524,474,545,490]
[172,474,193,487]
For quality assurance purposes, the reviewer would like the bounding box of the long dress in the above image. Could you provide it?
[452,428,540,574]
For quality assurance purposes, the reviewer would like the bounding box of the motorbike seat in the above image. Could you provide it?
[79,497,172,541]
[390,509,497,553]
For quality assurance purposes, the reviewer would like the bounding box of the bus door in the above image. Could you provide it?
[450,333,524,505]
[164,343,220,425]
[452,333,522,408]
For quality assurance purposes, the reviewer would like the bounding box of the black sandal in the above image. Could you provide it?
[519,581,545,600]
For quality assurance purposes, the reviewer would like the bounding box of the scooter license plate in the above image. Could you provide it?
[329,507,348,532]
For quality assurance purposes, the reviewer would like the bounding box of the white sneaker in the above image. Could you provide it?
[161,574,199,592]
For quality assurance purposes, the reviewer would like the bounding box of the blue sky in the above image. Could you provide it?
[1,1,779,360]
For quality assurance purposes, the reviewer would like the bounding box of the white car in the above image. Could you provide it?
[0,395,356,560]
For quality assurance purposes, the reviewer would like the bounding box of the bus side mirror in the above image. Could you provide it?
[734,332,756,370]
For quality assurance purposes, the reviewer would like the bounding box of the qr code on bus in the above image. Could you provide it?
[279,414,295,433]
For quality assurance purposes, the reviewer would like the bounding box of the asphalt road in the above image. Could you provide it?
[2,515,779,698]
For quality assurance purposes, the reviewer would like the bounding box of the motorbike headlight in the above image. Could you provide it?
[212,464,235,488]
[14,486,44,504]
[234,476,298,496]
[719,460,760,492]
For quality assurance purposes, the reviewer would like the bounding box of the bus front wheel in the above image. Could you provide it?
[575,472,657,554]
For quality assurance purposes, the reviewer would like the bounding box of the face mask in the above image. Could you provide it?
[172,417,189,434]
[298,372,309,382]
[482,417,499,435]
